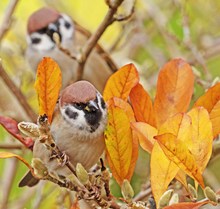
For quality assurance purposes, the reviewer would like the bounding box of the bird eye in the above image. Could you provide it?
[31,37,41,44]
[64,21,71,29]
[73,103,85,110]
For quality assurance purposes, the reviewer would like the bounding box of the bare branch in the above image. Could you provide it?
[0,0,19,41]
[112,3,135,22]
[75,0,125,81]
[0,63,37,122]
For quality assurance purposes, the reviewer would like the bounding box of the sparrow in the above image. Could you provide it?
[19,80,107,187]
[26,7,116,91]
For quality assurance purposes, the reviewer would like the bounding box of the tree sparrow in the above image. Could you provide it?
[26,7,116,91]
[19,80,107,187]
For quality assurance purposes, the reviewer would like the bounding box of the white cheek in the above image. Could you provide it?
[97,93,107,119]
[29,33,55,51]
[59,14,74,41]
[60,106,86,130]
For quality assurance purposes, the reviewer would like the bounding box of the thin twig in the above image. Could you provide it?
[0,63,37,122]
[133,187,152,202]
[1,157,19,209]
[76,0,125,80]
[0,0,19,41]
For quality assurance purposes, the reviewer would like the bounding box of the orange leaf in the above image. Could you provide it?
[210,100,220,138]
[131,122,157,153]
[34,57,62,123]
[194,82,220,112]
[103,63,139,101]
[0,152,33,171]
[163,200,210,209]
[70,199,80,209]
[104,98,138,185]
[187,107,213,173]
[151,142,179,206]
[194,82,220,137]
[155,133,205,188]
[130,83,156,127]
[154,58,194,127]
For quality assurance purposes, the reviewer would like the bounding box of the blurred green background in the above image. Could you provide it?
[0,1,220,209]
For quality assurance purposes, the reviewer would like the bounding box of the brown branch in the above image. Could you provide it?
[0,63,37,122]
[75,0,125,80]
[0,143,23,150]
[0,0,19,41]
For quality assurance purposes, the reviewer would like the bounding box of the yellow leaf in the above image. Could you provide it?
[103,63,139,101]
[154,59,194,127]
[155,133,205,188]
[34,57,62,123]
[131,122,157,153]
[0,152,33,171]
[188,107,213,172]
[104,98,138,185]
[151,113,192,206]
[130,83,156,127]
[151,142,179,206]
[175,170,187,190]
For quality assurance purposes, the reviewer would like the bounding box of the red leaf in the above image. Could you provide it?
[0,116,34,149]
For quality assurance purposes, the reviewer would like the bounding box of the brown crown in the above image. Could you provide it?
[27,7,61,34]
[60,81,97,106]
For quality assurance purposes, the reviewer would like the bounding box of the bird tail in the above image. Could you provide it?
[19,171,39,187]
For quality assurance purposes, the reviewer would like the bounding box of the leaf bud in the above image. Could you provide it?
[121,179,134,201]
[31,158,48,178]
[18,122,39,138]
[204,186,217,203]
[169,193,179,205]
[158,189,173,209]
[76,163,89,185]
[188,184,198,200]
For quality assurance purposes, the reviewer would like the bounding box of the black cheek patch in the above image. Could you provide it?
[32,37,41,44]
[85,110,102,126]
[101,98,106,109]
[65,107,78,120]
[65,21,71,29]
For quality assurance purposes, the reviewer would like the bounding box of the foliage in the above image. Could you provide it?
[1,1,220,209]
[1,57,220,208]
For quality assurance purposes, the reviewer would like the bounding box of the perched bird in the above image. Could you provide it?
[19,80,107,187]
[26,7,116,91]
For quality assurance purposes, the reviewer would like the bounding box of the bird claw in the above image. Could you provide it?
[59,151,69,166]
[49,151,69,167]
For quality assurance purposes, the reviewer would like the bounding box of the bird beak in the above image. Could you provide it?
[85,101,99,112]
